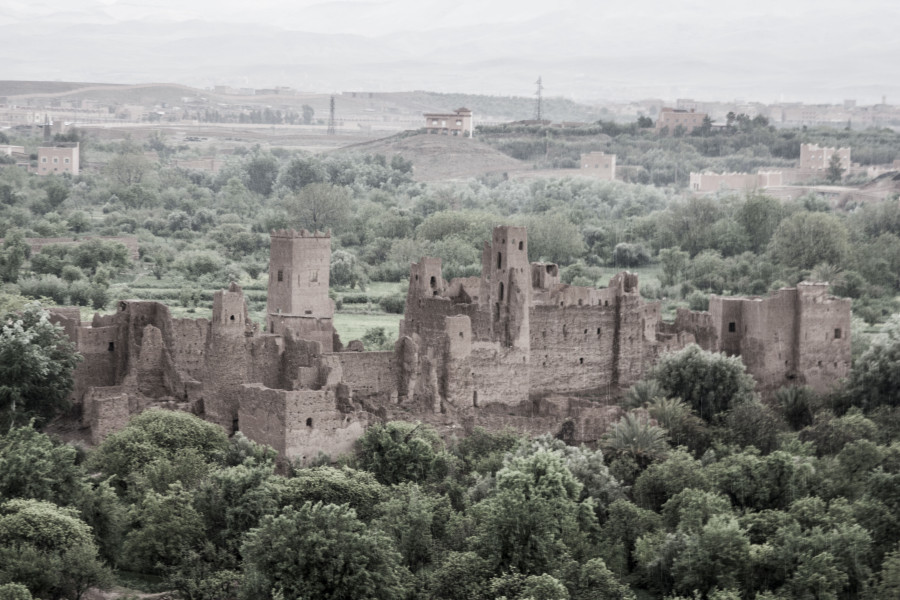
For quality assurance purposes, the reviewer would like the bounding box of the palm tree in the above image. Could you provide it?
[602,412,669,469]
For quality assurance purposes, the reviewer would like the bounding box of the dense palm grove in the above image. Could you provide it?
[2,120,900,598]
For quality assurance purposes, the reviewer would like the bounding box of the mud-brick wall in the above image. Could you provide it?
[668,308,718,351]
[466,344,531,407]
[170,318,209,381]
[616,295,651,388]
[237,384,287,455]
[83,387,130,445]
[284,390,368,464]
[739,291,799,391]
[248,336,285,390]
[334,351,395,401]
[73,325,121,399]
[529,305,618,397]
[202,332,250,431]
[709,297,745,357]
[797,288,852,393]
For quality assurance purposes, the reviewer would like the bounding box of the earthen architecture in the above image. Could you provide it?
[655,107,708,134]
[799,143,851,172]
[50,226,851,462]
[689,170,783,193]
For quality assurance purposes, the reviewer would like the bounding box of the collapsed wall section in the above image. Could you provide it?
[238,384,369,464]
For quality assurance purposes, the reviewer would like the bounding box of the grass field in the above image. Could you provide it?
[334,312,403,344]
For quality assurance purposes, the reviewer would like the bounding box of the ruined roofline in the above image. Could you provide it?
[269,229,331,239]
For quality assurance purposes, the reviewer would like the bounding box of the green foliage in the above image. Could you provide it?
[428,551,493,600]
[0,583,32,600]
[123,482,205,574]
[241,502,409,600]
[89,409,229,495]
[649,345,757,422]
[361,326,392,350]
[281,183,352,233]
[602,412,669,470]
[844,314,900,410]
[355,421,447,485]
[281,466,385,521]
[0,303,81,429]
[0,499,112,600]
[472,450,596,575]
[0,229,28,283]
[330,249,367,289]
[769,211,850,270]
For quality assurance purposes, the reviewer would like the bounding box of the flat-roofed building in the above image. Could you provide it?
[424,108,474,137]
[580,151,617,180]
[655,107,708,134]
[35,142,79,176]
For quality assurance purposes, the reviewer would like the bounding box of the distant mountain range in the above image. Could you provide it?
[1,1,898,104]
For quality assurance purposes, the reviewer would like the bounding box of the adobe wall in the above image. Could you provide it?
[530,304,619,398]
[796,283,852,392]
[170,318,209,382]
[331,351,396,402]
[83,387,131,445]
[736,290,799,391]
[238,384,370,464]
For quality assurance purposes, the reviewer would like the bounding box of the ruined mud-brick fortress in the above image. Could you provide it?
[49,226,851,462]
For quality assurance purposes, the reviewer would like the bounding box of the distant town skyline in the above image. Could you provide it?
[1,0,898,104]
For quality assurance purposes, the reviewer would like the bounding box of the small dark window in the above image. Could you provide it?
[834,328,842,339]
[430,275,436,288]
[578,299,583,306]
[597,328,601,335]
[270,322,275,333]
[604,300,609,306]
[497,252,502,268]
[728,322,736,333]
[579,357,584,365]
[107,342,115,352]
[499,282,504,301]
[232,418,239,432]
[459,331,464,338]
[473,391,478,407]
[277,270,283,282]
[305,310,312,315]
[229,315,235,321]
[306,418,313,428]
[518,241,523,250]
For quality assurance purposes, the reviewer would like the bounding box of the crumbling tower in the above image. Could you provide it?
[203,283,252,433]
[487,225,531,349]
[267,229,336,351]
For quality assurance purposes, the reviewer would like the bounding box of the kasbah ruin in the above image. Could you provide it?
[48,225,852,462]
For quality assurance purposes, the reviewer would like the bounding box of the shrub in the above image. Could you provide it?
[379,294,406,314]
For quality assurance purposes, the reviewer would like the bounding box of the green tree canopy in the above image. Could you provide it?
[648,345,757,422]
[241,502,410,600]
[0,303,81,429]
[0,499,111,600]
[769,211,849,270]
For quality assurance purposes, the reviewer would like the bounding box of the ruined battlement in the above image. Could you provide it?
[55,225,852,462]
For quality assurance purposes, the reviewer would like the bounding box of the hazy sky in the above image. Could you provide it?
[2,0,898,103]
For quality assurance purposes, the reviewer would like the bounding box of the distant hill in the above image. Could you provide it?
[0,81,604,123]
[336,132,527,181]
[0,81,122,97]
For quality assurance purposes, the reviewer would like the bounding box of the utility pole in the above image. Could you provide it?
[534,76,544,122]
[327,95,336,135]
